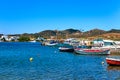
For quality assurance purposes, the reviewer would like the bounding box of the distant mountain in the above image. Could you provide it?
[40,30,56,36]
[83,29,106,37]
[107,29,120,33]
[34,29,81,38]
[88,33,120,41]
[62,28,81,34]
[37,30,56,38]
[18,28,120,40]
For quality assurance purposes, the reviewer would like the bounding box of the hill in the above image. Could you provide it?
[33,29,81,38]
[94,33,120,40]
[18,28,120,40]
[83,29,106,37]
[107,29,120,33]
[62,28,81,34]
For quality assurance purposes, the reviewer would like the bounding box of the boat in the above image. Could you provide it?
[59,47,74,52]
[29,40,36,43]
[106,57,120,66]
[45,40,58,46]
[63,38,79,46]
[46,43,58,46]
[92,39,120,51]
[74,48,110,55]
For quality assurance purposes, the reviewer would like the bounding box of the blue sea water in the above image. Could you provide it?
[0,42,120,80]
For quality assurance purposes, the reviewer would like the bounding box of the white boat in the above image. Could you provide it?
[29,40,36,43]
[92,39,120,51]
[45,43,58,46]
[45,40,58,46]
[74,48,110,55]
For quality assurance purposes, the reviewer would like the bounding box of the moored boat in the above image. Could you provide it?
[74,48,110,55]
[59,47,74,52]
[45,40,58,46]
[106,57,120,66]
[46,43,58,46]
[92,39,120,51]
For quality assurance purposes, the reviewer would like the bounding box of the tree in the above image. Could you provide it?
[18,36,30,42]
[1,37,6,42]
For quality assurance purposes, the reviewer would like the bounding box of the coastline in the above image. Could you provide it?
[110,50,120,56]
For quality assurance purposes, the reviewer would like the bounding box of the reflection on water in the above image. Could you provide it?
[107,65,120,70]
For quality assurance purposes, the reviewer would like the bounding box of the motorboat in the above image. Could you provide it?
[74,48,110,55]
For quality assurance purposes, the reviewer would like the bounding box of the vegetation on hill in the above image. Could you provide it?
[18,36,30,42]
[2,28,120,41]
[83,29,106,37]
[96,33,120,40]
[62,28,81,34]
[107,29,120,33]
[37,28,120,40]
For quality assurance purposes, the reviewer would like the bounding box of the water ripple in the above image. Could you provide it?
[0,42,120,80]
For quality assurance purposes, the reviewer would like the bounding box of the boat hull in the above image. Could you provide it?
[59,47,74,52]
[46,43,58,46]
[106,58,120,66]
[74,48,110,55]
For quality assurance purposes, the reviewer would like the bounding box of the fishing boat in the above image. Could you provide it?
[74,48,110,55]
[58,43,75,52]
[45,40,58,46]
[59,47,74,52]
[106,57,120,66]
[46,43,58,46]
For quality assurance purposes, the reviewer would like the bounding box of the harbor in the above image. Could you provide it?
[43,38,120,54]
[0,42,120,80]
[1,0,120,79]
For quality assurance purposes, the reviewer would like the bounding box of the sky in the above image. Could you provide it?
[0,0,120,34]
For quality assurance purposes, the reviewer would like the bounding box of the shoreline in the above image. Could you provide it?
[110,50,120,56]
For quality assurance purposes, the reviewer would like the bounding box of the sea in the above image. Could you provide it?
[0,42,120,80]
